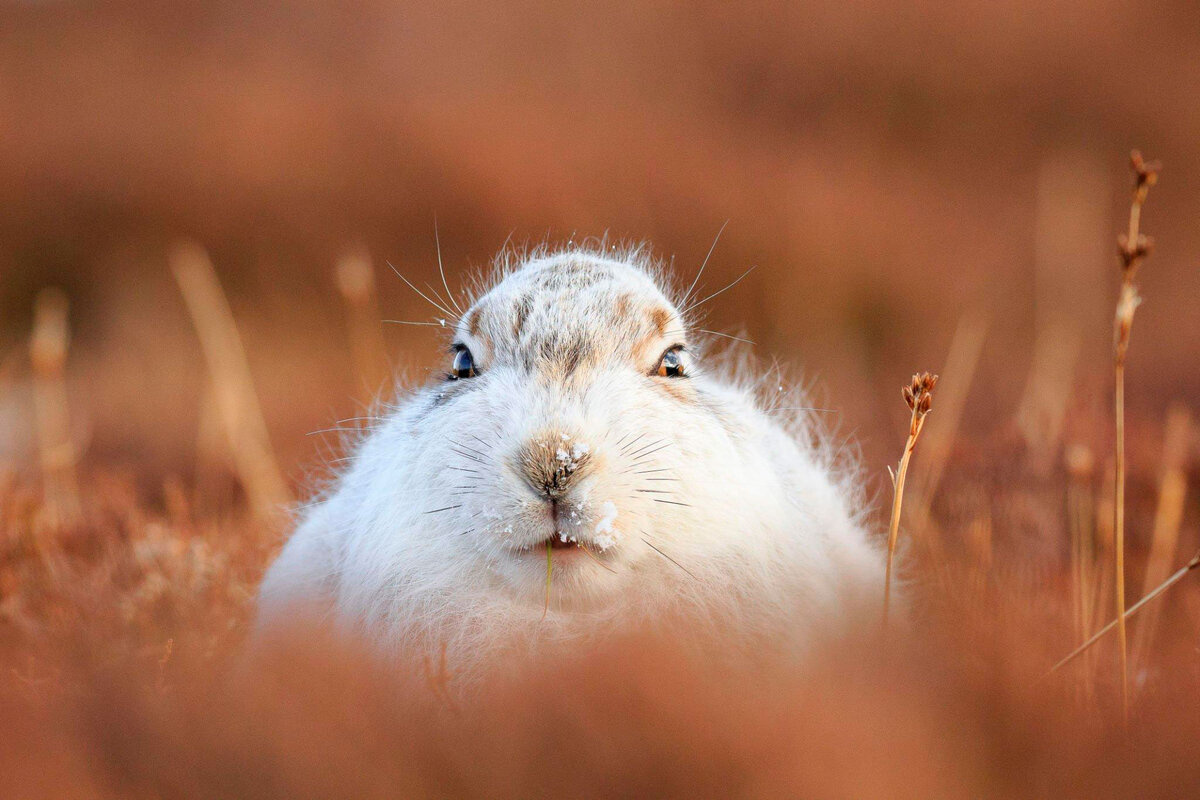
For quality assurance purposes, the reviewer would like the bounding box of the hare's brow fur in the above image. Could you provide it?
[459,236,688,311]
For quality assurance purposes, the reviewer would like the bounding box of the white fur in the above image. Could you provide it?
[256,243,884,680]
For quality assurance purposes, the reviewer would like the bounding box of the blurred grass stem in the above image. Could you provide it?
[171,241,291,521]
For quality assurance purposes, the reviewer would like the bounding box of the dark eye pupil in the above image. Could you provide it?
[451,348,475,379]
[658,349,685,378]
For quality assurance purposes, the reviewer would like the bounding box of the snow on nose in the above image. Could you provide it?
[517,431,592,500]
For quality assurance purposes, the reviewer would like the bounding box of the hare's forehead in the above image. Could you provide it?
[459,257,683,359]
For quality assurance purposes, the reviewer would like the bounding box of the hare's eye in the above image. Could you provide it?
[655,346,688,378]
[450,346,476,379]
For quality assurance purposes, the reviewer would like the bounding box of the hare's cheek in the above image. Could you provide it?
[651,376,699,407]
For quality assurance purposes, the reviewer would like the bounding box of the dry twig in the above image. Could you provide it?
[1111,150,1159,717]
[1050,550,1200,675]
[883,372,938,623]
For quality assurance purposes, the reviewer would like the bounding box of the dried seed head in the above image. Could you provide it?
[901,372,938,436]
[1118,233,1154,271]
[1130,150,1161,191]
[904,373,936,408]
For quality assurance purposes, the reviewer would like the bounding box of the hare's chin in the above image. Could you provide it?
[510,536,608,559]
[502,536,622,582]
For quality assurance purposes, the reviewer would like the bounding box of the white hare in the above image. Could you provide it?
[257,243,884,680]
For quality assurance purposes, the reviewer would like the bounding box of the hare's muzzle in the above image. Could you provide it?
[515,431,593,501]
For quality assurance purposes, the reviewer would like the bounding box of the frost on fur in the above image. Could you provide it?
[256,242,885,684]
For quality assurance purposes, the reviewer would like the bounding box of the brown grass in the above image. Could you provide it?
[170,241,291,522]
[1131,404,1192,672]
[335,244,391,396]
[29,288,81,529]
[883,372,937,623]
[1111,151,1160,718]
[1,16,1200,789]
[4,145,1200,792]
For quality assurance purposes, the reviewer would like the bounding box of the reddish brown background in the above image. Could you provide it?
[1,0,1197,508]
[4,6,1200,796]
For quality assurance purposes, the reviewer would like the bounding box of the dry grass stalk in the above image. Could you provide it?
[193,385,234,513]
[170,241,291,521]
[1017,151,1106,468]
[1050,550,1200,675]
[1085,458,1118,694]
[883,372,938,623]
[911,311,988,549]
[1065,444,1098,699]
[1131,404,1192,673]
[335,244,391,396]
[1111,149,1159,717]
[29,287,81,528]
[965,511,993,601]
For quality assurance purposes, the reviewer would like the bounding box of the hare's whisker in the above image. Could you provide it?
[698,329,754,345]
[465,433,494,450]
[451,443,487,462]
[613,431,637,449]
[641,537,698,581]
[682,265,756,316]
[627,438,667,458]
[682,219,729,307]
[383,319,445,327]
[307,425,379,436]
[434,219,466,316]
[629,442,672,461]
[576,542,618,574]
[386,260,460,322]
[619,432,648,454]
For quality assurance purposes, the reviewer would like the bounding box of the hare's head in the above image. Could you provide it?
[399,248,792,610]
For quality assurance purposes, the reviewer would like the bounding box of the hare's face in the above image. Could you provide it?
[411,253,754,607]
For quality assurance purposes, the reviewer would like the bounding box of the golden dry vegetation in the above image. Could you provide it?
[2,2,1200,797]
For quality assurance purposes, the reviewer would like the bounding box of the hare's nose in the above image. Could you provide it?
[515,431,593,500]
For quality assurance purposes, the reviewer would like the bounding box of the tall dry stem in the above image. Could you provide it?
[1050,550,1200,675]
[883,372,938,624]
[171,241,291,521]
[335,244,391,396]
[910,311,987,554]
[30,287,81,528]
[1065,444,1098,699]
[1017,151,1106,469]
[1111,150,1159,718]
[1131,404,1191,673]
